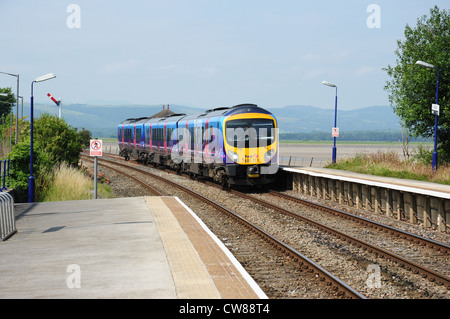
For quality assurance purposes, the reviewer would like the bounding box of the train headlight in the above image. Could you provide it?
[227,150,239,162]
[265,149,274,162]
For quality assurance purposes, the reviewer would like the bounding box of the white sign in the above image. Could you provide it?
[90,139,102,156]
[332,127,339,137]
[432,104,440,116]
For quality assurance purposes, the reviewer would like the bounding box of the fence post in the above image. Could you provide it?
[1,160,5,191]
[7,159,10,189]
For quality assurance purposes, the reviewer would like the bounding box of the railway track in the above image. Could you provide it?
[80,154,365,299]
[80,153,450,298]
[235,190,450,286]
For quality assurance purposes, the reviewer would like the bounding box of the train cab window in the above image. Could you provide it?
[225,119,275,148]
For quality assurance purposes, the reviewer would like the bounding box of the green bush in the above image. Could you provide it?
[8,114,90,202]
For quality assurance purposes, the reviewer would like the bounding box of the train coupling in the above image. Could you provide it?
[247,165,260,178]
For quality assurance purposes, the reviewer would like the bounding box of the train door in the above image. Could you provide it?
[204,118,210,162]
[133,124,136,148]
[121,124,125,148]
[194,119,203,163]
[145,124,150,149]
[149,123,153,151]
[164,122,167,154]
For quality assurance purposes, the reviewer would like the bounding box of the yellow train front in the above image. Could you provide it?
[220,104,279,186]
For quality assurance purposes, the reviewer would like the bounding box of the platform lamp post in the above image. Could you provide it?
[322,81,338,164]
[29,73,56,203]
[0,71,19,144]
[415,60,439,171]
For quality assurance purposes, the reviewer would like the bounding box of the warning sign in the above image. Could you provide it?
[332,127,339,137]
[90,139,102,156]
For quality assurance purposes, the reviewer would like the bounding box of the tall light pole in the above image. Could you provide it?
[29,73,56,203]
[415,60,439,171]
[0,71,19,144]
[322,81,338,164]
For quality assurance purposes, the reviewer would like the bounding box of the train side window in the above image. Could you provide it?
[145,127,150,145]
[136,128,142,143]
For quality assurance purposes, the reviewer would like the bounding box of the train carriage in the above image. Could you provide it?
[118,104,279,186]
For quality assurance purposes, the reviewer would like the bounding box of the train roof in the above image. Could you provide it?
[119,103,274,126]
[197,104,272,118]
[120,117,150,124]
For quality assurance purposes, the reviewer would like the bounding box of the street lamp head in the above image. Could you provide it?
[322,81,336,88]
[0,93,8,97]
[415,60,435,69]
[34,73,56,83]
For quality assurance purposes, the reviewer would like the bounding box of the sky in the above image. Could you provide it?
[0,0,449,112]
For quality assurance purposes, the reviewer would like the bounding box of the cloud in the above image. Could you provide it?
[155,64,217,77]
[156,64,180,71]
[355,66,380,76]
[99,58,139,74]
[300,68,330,82]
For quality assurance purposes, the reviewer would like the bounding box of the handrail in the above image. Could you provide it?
[0,192,16,241]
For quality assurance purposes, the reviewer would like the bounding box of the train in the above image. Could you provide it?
[117,104,279,186]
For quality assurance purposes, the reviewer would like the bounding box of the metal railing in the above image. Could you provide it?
[0,192,15,241]
[1,159,10,191]
[0,159,15,240]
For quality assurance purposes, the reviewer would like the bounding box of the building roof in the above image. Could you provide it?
[150,105,176,118]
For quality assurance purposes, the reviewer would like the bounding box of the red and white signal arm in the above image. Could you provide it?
[90,139,103,156]
[332,127,339,137]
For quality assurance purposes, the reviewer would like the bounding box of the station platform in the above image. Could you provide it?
[0,196,267,299]
[282,166,450,199]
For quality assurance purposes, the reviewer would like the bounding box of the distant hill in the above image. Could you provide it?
[270,105,401,133]
[32,103,203,137]
[31,103,401,138]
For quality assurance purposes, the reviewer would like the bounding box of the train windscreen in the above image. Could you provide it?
[225,118,276,148]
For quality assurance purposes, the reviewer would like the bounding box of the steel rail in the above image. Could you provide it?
[231,189,450,289]
[85,154,367,299]
[269,190,450,254]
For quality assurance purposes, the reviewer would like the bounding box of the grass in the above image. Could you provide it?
[41,163,113,202]
[325,151,450,185]
[279,140,433,146]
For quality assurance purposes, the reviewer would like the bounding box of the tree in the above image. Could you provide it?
[384,6,450,163]
[9,113,89,201]
[0,87,14,118]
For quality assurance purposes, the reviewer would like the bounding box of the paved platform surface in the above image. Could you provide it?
[0,196,266,299]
